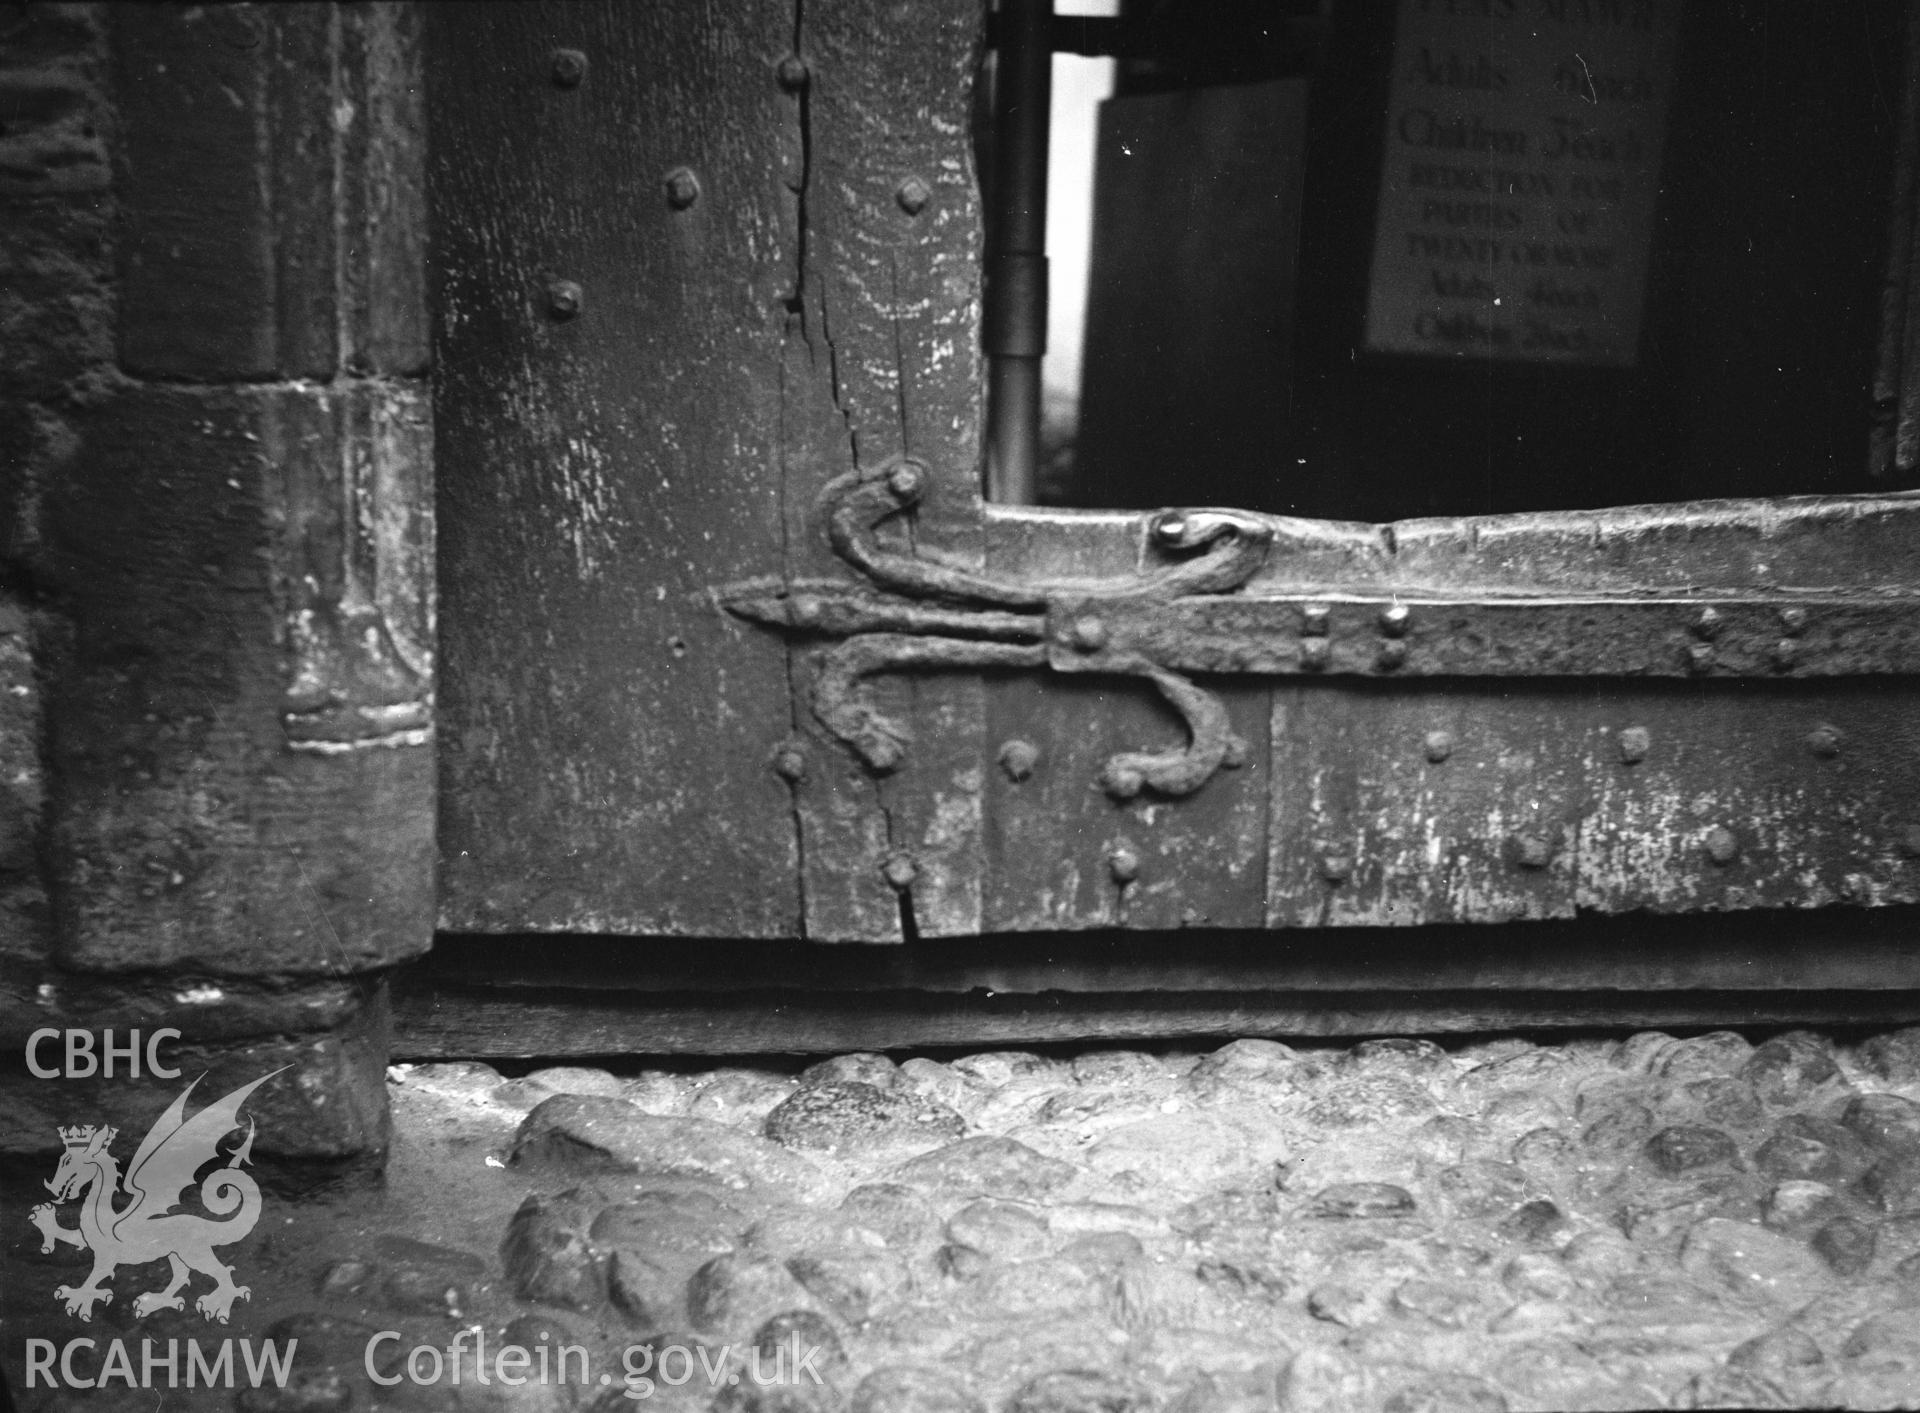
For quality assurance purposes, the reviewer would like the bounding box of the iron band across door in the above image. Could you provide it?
[714,458,1920,801]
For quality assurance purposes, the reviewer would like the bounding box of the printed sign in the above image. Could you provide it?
[1363,0,1682,366]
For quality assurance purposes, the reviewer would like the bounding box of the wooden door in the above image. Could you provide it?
[431,0,1920,943]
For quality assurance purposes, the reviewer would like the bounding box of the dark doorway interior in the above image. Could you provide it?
[1045,0,1909,520]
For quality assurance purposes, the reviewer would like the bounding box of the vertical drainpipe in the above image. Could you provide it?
[985,0,1052,505]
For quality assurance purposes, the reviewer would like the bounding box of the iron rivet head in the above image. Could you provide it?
[864,737,904,774]
[1100,762,1145,800]
[1692,607,1724,640]
[545,279,584,320]
[550,48,587,88]
[1704,825,1739,866]
[1318,852,1353,885]
[1618,726,1651,764]
[887,459,924,500]
[1899,825,1920,859]
[1771,638,1799,672]
[896,176,931,216]
[1808,723,1843,759]
[1377,640,1408,672]
[788,594,821,628]
[1300,637,1331,672]
[1379,603,1412,638]
[998,738,1039,782]
[880,851,918,890]
[1508,832,1553,870]
[665,166,701,210]
[776,53,810,92]
[1070,616,1109,652]
[1154,511,1189,543]
[1301,603,1331,636]
[1108,847,1140,885]
[1423,730,1455,763]
[1220,734,1248,769]
[1686,642,1715,674]
[771,744,808,783]
[1779,606,1808,635]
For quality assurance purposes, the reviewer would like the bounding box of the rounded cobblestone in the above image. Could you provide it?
[55,1025,1920,1413]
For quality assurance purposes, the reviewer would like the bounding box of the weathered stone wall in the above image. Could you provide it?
[0,2,432,1160]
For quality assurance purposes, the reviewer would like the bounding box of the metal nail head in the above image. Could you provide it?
[998,739,1039,782]
[1423,730,1455,763]
[1108,847,1140,885]
[550,48,587,88]
[665,166,701,210]
[546,279,584,321]
[771,743,808,783]
[896,176,931,215]
[887,460,924,500]
[1070,616,1108,652]
[1508,832,1553,870]
[880,851,918,890]
[1704,825,1739,866]
[776,54,810,92]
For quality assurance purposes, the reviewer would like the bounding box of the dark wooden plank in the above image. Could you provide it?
[984,676,1272,930]
[982,506,1141,932]
[1266,683,1584,926]
[1574,682,1920,914]
[781,0,989,941]
[1267,679,1920,927]
[391,983,1920,1058]
[982,513,1271,930]
[431,1,803,936]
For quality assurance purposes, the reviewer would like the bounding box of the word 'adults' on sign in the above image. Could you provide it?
[1364,0,1681,367]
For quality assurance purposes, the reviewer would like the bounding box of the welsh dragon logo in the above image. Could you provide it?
[28,1068,285,1323]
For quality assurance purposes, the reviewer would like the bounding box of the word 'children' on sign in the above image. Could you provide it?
[1364,0,1681,367]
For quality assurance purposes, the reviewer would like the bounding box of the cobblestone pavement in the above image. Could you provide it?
[20,1029,1920,1409]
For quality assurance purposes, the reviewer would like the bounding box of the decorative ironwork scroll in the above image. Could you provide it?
[717,458,1272,799]
[717,459,1920,799]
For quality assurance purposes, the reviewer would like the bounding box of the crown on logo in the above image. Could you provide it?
[57,1125,94,1148]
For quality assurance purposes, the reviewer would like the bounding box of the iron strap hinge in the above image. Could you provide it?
[716,458,1920,800]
